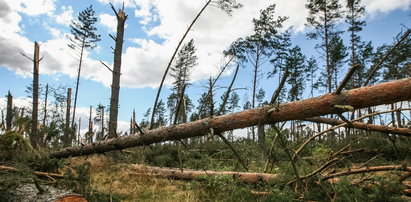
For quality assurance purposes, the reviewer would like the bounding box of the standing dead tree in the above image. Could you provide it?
[21,42,43,148]
[108,3,127,139]
[64,88,72,147]
[6,91,13,131]
[51,77,411,158]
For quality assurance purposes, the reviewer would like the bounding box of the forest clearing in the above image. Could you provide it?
[0,0,410,201]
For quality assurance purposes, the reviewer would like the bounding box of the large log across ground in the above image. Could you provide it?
[130,164,278,183]
[51,78,411,158]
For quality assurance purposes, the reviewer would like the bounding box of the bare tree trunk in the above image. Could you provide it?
[324,10,332,93]
[88,106,93,144]
[257,124,267,160]
[130,164,277,183]
[108,4,127,139]
[6,91,12,131]
[304,116,411,136]
[31,42,40,148]
[77,117,81,145]
[71,40,85,129]
[64,88,72,147]
[51,78,411,158]
[42,84,48,127]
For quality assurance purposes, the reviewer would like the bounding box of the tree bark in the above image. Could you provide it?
[6,91,12,131]
[42,84,48,127]
[304,116,411,136]
[31,42,40,148]
[130,164,277,183]
[64,88,72,147]
[322,165,411,181]
[108,5,127,139]
[51,78,411,158]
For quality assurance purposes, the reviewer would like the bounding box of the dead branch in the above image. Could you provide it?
[216,64,240,116]
[364,29,410,86]
[322,165,411,181]
[304,116,411,136]
[0,166,64,179]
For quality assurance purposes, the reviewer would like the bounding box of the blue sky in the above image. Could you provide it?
[0,0,410,133]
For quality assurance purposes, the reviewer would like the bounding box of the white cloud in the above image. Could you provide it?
[1,0,410,91]
[363,0,411,14]
[99,13,117,33]
[5,0,56,16]
[54,5,74,25]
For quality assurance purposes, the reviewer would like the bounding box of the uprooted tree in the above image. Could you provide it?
[51,77,411,158]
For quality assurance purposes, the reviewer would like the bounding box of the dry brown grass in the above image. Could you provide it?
[68,154,199,201]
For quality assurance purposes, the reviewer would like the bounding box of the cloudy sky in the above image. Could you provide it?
[0,0,410,134]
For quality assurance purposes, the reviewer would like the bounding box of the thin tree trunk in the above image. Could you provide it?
[304,116,411,136]
[324,9,331,93]
[71,40,86,129]
[64,88,72,147]
[31,42,40,148]
[257,124,267,160]
[6,91,12,131]
[150,0,212,129]
[108,5,127,139]
[88,106,93,144]
[51,78,411,158]
[42,84,48,127]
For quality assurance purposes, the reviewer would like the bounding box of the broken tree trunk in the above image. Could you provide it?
[6,91,12,131]
[31,42,40,148]
[130,164,277,183]
[51,78,411,158]
[304,116,411,136]
[108,4,127,139]
[64,88,72,147]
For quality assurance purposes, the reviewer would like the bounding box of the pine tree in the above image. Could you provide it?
[153,99,167,128]
[227,91,240,113]
[306,57,319,97]
[94,104,105,141]
[329,35,348,89]
[381,30,411,81]
[227,4,287,141]
[285,46,307,101]
[345,0,365,66]
[306,0,343,93]
[68,5,101,129]
[167,39,197,124]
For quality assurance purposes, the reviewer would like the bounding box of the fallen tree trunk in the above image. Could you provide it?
[130,164,278,183]
[51,78,411,158]
[322,165,411,181]
[304,117,411,136]
[0,165,64,179]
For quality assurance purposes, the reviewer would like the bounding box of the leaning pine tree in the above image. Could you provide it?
[167,39,197,125]
[68,5,101,130]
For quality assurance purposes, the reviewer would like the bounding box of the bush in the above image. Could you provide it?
[0,131,34,162]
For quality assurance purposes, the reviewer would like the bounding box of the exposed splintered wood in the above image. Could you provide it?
[305,116,411,136]
[130,164,278,183]
[51,78,411,158]
[108,4,127,139]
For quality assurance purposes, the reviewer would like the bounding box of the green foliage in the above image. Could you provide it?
[334,177,366,201]
[0,131,34,162]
